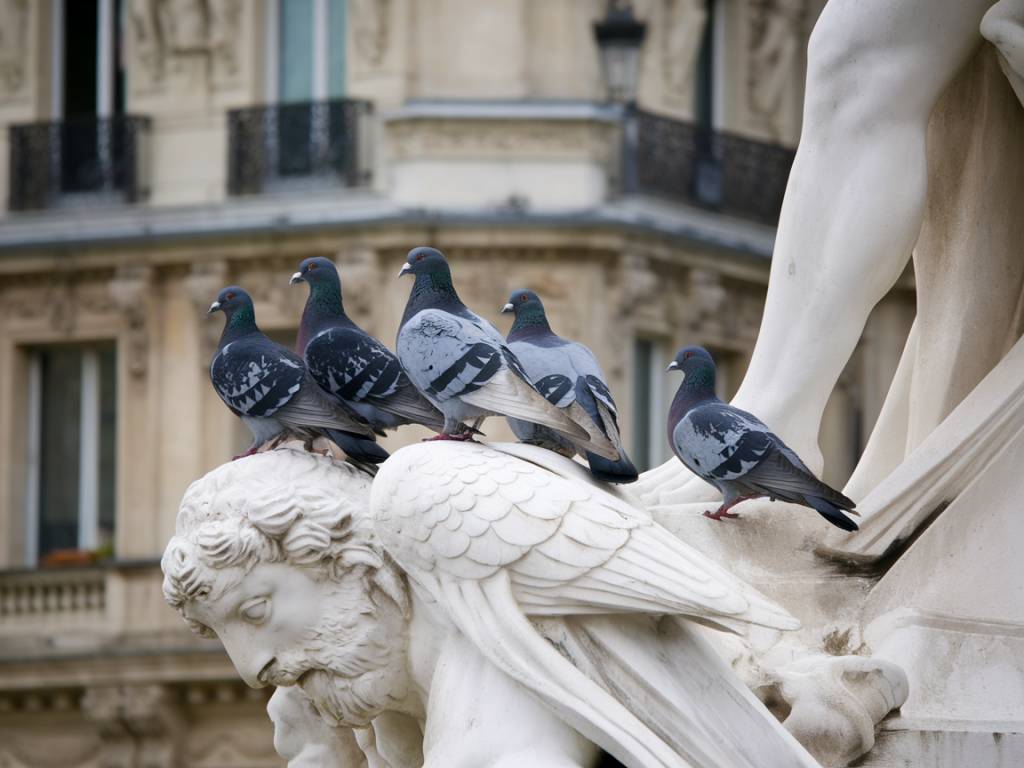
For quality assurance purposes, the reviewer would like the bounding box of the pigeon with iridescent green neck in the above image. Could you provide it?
[207,285,387,469]
[291,257,445,434]
[667,346,858,530]
[502,288,636,483]
[396,247,596,447]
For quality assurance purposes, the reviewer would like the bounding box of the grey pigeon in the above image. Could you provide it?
[290,257,445,434]
[666,346,858,531]
[502,289,637,484]
[207,286,388,469]
[396,247,596,446]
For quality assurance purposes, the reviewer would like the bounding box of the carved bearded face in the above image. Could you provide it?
[184,561,408,727]
[162,449,411,728]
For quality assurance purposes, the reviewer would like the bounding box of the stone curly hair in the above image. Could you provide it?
[161,448,408,636]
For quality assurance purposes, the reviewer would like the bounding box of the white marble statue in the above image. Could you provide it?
[636,0,1024,762]
[162,445,882,768]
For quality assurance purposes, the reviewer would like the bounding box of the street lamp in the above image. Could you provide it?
[593,1,647,104]
[594,2,647,194]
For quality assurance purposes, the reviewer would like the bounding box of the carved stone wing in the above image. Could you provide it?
[372,442,798,634]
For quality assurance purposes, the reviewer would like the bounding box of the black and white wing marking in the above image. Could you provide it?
[210,336,304,418]
[399,310,511,403]
[399,310,590,440]
[671,404,773,480]
[306,326,404,403]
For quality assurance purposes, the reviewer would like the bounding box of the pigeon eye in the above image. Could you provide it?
[307,263,317,271]
[224,292,235,301]
[520,295,528,303]
[415,254,424,262]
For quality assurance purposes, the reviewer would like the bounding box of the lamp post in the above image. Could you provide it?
[594,1,647,195]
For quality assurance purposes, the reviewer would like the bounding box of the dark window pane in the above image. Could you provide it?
[277,103,314,177]
[98,344,117,550]
[38,347,83,558]
[33,342,118,561]
[64,0,99,118]
[633,339,653,471]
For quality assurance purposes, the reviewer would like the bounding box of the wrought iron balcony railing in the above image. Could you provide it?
[227,99,373,196]
[627,109,796,225]
[8,115,151,212]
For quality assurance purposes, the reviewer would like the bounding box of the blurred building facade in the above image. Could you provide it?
[0,1,914,765]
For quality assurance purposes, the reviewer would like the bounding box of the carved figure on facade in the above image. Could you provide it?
[746,0,807,140]
[659,0,707,110]
[129,0,242,93]
[352,0,391,70]
[0,0,29,98]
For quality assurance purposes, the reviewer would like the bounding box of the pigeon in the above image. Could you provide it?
[501,289,637,484]
[666,346,858,531]
[396,247,598,447]
[207,286,389,469]
[290,257,446,434]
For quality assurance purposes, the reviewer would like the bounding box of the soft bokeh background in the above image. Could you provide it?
[0,1,914,764]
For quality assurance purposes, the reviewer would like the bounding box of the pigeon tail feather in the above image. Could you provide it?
[325,429,390,466]
[804,495,859,532]
[585,451,639,485]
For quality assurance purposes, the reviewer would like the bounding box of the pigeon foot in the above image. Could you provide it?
[423,433,477,443]
[704,509,742,521]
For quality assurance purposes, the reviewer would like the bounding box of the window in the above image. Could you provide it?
[57,0,128,194]
[632,338,672,472]
[25,344,117,565]
[278,0,347,103]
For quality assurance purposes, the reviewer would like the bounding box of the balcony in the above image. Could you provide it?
[0,562,194,654]
[227,99,373,197]
[8,115,151,212]
[627,109,796,225]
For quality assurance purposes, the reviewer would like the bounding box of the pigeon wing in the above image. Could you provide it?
[372,442,798,633]
[210,336,305,418]
[274,374,376,437]
[672,403,774,481]
[400,310,589,442]
[739,439,856,510]
[306,326,444,430]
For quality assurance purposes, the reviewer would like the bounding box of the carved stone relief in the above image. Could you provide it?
[128,0,242,94]
[746,0,808,140]
[387,119,614,162]
[659,0,707,111]
[109,265,154,378]
[351,0,391,71]
[0,0,29,99]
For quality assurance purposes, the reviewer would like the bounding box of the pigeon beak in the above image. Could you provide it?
[501,303,514,314]
[666,361,679,372]
[398,263,413,278]
[207,301,221,315]
[289,272,304,285]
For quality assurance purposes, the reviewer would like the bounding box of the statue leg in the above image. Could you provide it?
[640,0,996,507]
